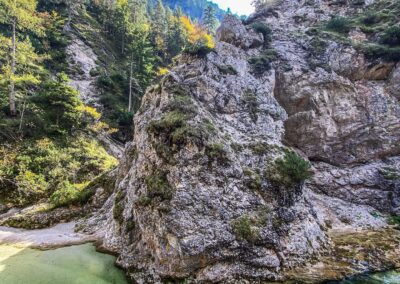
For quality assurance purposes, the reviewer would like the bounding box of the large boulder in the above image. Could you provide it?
[216,15,263,49]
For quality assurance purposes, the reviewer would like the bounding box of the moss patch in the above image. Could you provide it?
[231,215,260,243]
[242,89,259,123]
[216,64,238,75]
[145,171,174,202]
[205,143,229,165]
[243,168,262,192]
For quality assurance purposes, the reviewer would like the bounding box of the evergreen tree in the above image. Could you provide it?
[64,0,85,28]
[130,0,148,24]
[150,0,167,59]
[31,73,84,134]
[0,36,44,131]
[0,0,44,116]
[202,4,217,34]
[166,7,186,58]
[114,0,132,54]
[127,26,155,112]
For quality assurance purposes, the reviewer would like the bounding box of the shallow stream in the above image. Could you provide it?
[333,269,400,284]
[0,241,398,284]
[0,243,128,284]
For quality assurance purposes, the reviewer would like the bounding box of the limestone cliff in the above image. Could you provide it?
[81,0,400,282]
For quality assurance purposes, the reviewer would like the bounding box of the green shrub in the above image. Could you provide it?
[216,64,238,75]
[14,171,48,204]
[232,216,259,242]
[363,44,400,61]
[381,26,400,46]
[350,0,364,6]
[230,142,243,152]
[147,110,205,152]
[0,136,117,206]
[203,119,217,133]
[136,195,152,206]
[242,89,259,122]
[379,167,400,180]
[113,190,126,223]
[113,203,124,223]
[388,215,400,226]
[248,49,277,75]
[326,17,351,34]
[184,45,214,58]
[145,171,174,201]
[309,37,328,55]
[361,12,381,26]
[251,21,272,46]
[117,111,134,127]
[147,95,195,141]
[31,75,85,135]
[268,151,313,187]
[50,181,91,207]
[206,143,229,164]
[89,68,101,77]
[243,168,262,192]
[148,111,188,137]
[251,143,270,155]
[165,94,196,114]
[147,95,211,160]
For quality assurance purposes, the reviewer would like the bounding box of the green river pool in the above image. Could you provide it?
[0,243,128,284]
[0,242,398,284]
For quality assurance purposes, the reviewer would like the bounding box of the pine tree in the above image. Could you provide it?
[127,26,155,112]
[114,0,132,54]
[64,0,85,29]
[166,7,186,58]
[202,4,217,34]
[0,0,44,116]
[150,0,167,59]
[130,0,148,24]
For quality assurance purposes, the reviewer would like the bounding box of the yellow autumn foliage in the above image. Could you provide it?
[158,67,169,75]
[76,105,102,120]
[180,16,215,49]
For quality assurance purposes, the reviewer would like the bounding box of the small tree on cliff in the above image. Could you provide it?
[202,5,218,34]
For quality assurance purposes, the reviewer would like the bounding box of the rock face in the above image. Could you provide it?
[216,15,263,49]
[85,0,400,282]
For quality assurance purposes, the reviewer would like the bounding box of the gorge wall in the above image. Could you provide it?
[81,0,400,282]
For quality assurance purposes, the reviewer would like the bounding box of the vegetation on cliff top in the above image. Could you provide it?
[320,0,400,62]
[0,0,217,209]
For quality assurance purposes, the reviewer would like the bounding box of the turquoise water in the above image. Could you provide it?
[0,242,398,284]
[0,243,128,284]
[332,269,400,284]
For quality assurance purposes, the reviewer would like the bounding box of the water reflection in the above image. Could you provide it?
[0,243,128,284]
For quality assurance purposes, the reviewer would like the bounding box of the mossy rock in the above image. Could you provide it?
[145,171,174,202]
[243,168,262,192]
[206,143,229,165]
[242,89,259,123]
[216,64,238,75]
[231,215,260,243]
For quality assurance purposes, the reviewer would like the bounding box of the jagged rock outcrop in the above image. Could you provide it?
[216,15,264,49]
[83,1,400,283]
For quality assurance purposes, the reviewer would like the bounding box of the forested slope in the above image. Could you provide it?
[0,0,216,225]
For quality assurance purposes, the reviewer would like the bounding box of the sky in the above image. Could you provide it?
[212,0,254,16]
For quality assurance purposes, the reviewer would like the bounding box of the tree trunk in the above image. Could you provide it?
[128,56,133,112]
[19,97,27,133]
[9,19,17,116]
